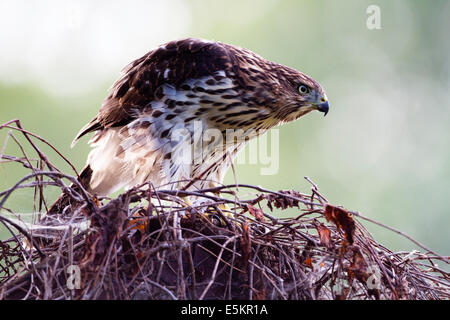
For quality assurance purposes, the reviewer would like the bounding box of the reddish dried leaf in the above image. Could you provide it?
[127,208,149,233]
[349,248,367,278]
[240,222,252,268]
[304,257,314,270]
[323,204,355,244]
[265,190,304,210]
[246,204,265,222]
[317,224,332,248]
[346,247,380,299]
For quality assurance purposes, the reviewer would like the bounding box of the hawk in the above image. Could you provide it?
[53,38,329,210]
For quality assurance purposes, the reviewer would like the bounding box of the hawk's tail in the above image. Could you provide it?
[47,165,93,215]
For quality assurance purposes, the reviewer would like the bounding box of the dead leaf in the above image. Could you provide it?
[304,257,314,270]
[323,204,355,244]
[246,204,265,222]
[240,222,251,268]
[265,190,304,210]
[127,208,149,233]
[317,224,333,248]
[347,246,381,300]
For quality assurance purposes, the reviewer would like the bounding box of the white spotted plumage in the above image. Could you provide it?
[85,72,257,195]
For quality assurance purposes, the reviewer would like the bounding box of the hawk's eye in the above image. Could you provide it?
[298,85,310,95]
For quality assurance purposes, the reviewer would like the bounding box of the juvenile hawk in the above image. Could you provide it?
[71,38,329,197]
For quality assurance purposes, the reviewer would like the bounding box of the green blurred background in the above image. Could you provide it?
[1,0,449,256]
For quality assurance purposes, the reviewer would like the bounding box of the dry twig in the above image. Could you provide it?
[0,119,448,300]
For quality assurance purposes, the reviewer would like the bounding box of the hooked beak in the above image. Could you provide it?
[316,99,329,116]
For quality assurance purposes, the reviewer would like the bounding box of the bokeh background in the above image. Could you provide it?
[1,0,449,256]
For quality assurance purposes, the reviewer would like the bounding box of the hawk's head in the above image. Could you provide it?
[270,65,329,123]
[224,44,329,127]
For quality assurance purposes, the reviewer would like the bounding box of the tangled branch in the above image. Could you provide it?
[0,119,448,300]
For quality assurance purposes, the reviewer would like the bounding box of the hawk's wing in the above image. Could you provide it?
[72,38,243,146]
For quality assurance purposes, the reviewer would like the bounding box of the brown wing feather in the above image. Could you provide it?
[72,38,242,144]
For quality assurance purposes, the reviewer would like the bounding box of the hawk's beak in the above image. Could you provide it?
[317,100,329,116]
